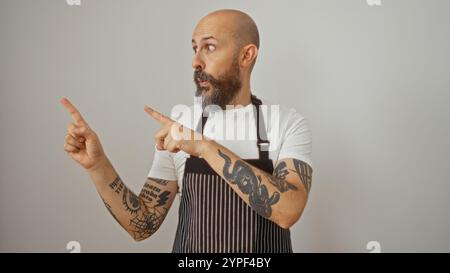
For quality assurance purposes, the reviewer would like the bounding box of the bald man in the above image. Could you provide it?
[62,9,312,253]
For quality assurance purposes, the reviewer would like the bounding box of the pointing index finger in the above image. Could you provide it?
[60,97,87,125]
[144,105,173,125]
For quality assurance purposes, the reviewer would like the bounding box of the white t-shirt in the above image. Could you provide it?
[147,98,312,194]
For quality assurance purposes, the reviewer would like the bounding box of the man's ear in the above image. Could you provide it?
[240,44,258,69]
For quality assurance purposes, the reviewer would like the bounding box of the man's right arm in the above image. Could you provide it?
[88,159,178,241]
[60,98,178,241]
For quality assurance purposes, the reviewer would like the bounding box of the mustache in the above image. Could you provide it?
[193,69,216,83]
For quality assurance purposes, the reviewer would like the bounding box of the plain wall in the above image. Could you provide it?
[1,0,449,252]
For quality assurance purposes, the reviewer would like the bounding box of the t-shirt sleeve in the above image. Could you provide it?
[277,110,313,168]
[147,149,178,181]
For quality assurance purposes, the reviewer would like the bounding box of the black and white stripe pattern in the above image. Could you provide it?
[172,94,292,253]
[172,164,292,253]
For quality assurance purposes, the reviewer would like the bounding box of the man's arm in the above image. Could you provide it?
[60,98,178,241]
[143,105,312,229]
[88,159,178,241]
[200,141,312,229]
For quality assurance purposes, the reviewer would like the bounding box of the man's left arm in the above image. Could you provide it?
[143,105,313,230]
[200,140,313,229]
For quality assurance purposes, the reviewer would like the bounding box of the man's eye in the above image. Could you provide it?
[192,47,197,53]
[206,44,216,52]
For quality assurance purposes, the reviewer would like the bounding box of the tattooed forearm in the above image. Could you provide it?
[218,149,280,218]
[291,159,313,192]
[132,179,171,240]
[105,176,172,241]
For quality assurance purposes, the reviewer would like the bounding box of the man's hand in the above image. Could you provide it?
[144,105,211,157]
[61,98,107,171]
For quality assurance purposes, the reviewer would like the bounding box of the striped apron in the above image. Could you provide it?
[172,95,293,253]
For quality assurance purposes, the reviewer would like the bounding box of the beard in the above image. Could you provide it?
[194,57,242,110]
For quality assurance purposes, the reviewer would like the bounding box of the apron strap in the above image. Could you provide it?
[195,94,270,160]
[251,95,270,160]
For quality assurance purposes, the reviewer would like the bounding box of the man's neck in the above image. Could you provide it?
[230,80,252,108]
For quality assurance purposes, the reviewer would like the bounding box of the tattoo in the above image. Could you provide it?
[150,177,169,186]
[104,176,172,240]
[291,159,313,192]
[274,161,290,180]
[218,149,280,218]
[156,191,170,207]
[109,176,124,194]
[140,183,155,201]
[122,187,141,214]
[139,180,169,203]
[267,161,299,192]
[129,206,167,241]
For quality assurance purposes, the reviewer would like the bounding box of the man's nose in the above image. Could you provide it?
[192,53,205,71]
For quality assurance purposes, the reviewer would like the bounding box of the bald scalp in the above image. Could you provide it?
[198,9,260,71]
[205,9,260,50]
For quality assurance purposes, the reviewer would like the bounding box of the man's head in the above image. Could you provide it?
[192,9,259,109]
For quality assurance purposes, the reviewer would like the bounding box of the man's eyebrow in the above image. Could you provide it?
[191,36,217,44]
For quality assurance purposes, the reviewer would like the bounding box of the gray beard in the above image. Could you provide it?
[194,59,242,110]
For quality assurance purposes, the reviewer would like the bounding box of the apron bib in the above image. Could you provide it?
[172,95,292,253]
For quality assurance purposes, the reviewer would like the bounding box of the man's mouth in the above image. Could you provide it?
[197,78,209,88]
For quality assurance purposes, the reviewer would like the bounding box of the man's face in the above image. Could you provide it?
[192,17,242,109]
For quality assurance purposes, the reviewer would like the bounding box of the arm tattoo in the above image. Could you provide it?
[105,176,172,240]
[140,181,170,204]
[218,149,280,218]
[132,178,171,240]
[122,187,141,214]
[291,159,313,192]
[129,206,167,240]
[109,176,124,194]
[266,161,299,192]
